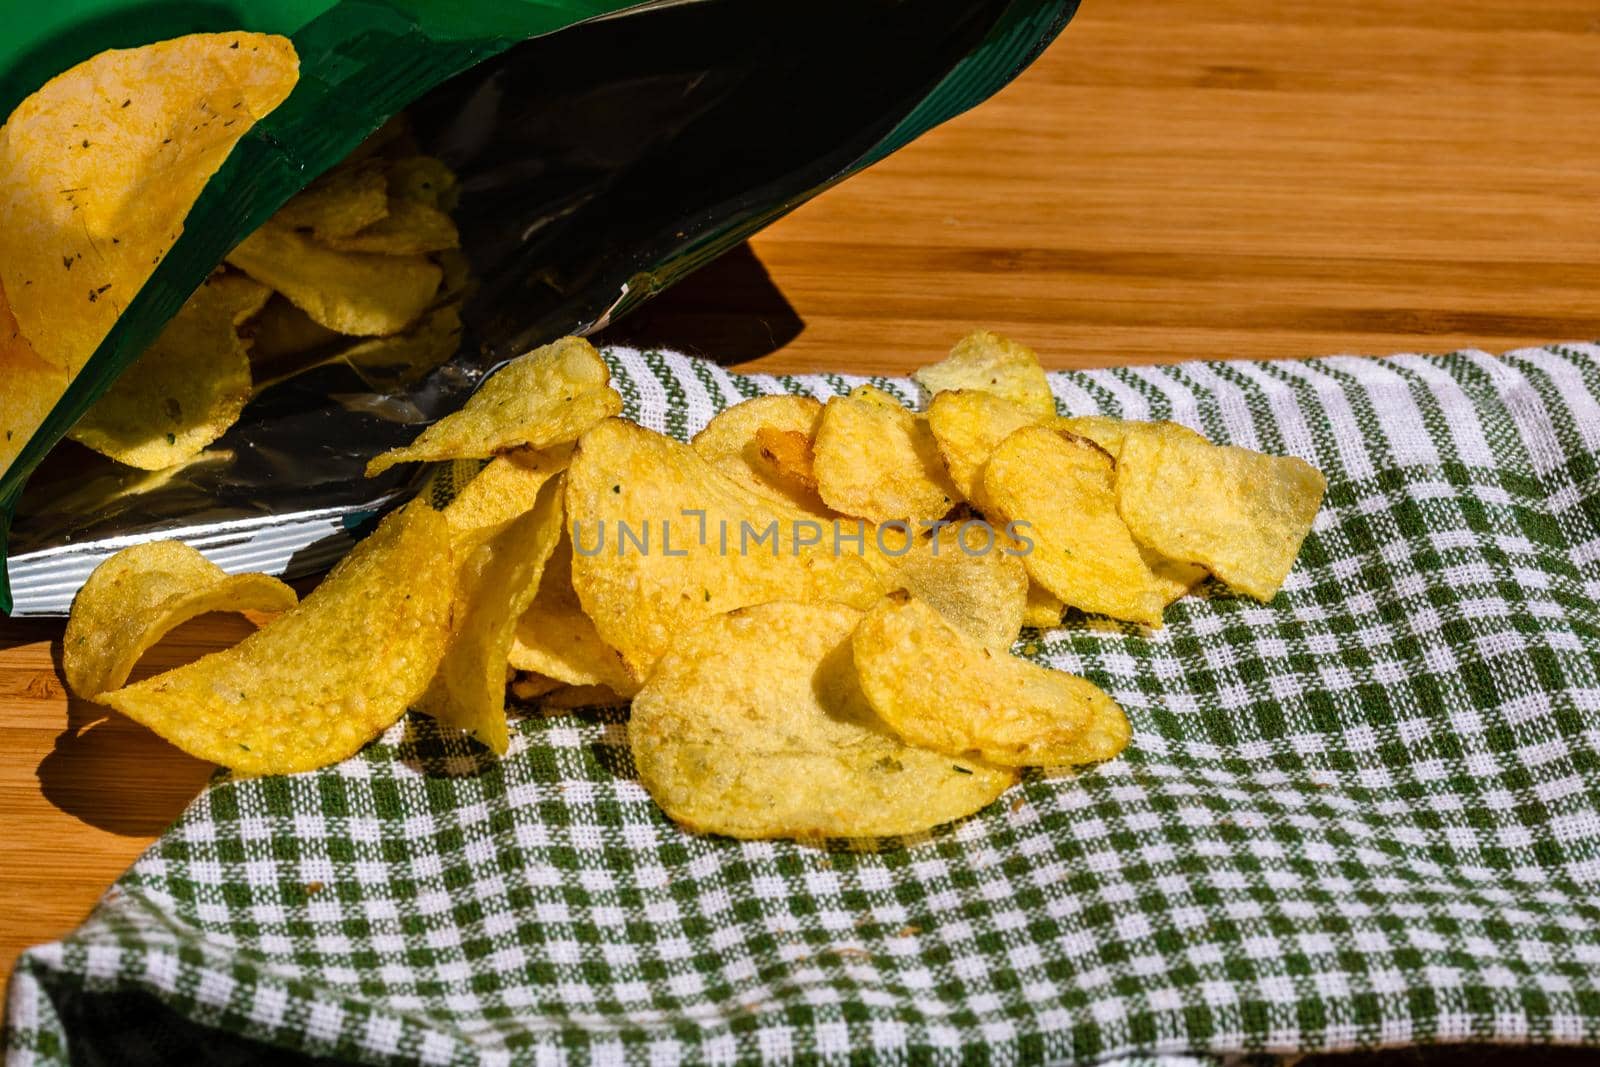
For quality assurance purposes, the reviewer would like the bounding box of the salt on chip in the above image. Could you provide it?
[69,272,270,469]
[271,160,389,240]
[889,521,1027,650]
[0,33,299,376]
[813,385,960,524]
[1115,422,1327,601]
[926,389,1043,500]
[691,394,827,513]
[979,425,1197,628]
[914,329,1055,418]
[566,418,884,681]
[366,336,621,476]
[631,601,1016,840]
[509,532,637,695]
[854,592,1130,767]
[226,220,441,337]
[420,475,565,754]
[63,540,296,699]
[324,197,459,255]
[98,501,452,775]
[0,284,65,478]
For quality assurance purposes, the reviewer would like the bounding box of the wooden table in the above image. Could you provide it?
[5,0,1600,1003]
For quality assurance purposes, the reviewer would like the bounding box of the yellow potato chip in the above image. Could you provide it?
[1022,581,1066,630]
[509,532,637,695]
[539,684,627,710]
[889,521,1028,650]
[442,445,572,545]
[226,220,441,337]
[68,272,270,469]
[631,601,1016,840]
[0,284,66,478]
[271,160,389,240]
[1055,414,1130,456]
[691,394,828,513]
[914,330,1055,418]
[508,672,563,703]
[854,593,1130,767]
[366,336,619,476]
[754,426,818,489]
[323,197,459,255]
[926,389,1044,500]
[979,425,1197,627]
[0,33,299,375]
[386,156,459,211]
[98,501,452,775]
[248,294,342,364]
[1115,423,1327,601]
[566,418,884,680]
[420,475,565,754]
[63,540,296,699]
[813,385,960,524]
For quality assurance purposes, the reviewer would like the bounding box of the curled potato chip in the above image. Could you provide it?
[0,285,65,478]
[980,425,1197,628]
[631,601,1016,840]
[754,426,818,490]
[509,532,637,695]
[271,160,389,240]
[63,540,296,699]
[420,475,565,754]
[926,389,1043,500]
[324,198,459,255]
[1022,581,1066,629]
[98,501,452,775]
[914,330,1055,418]
[567,418,884,680]
[442,445,572,545]
[813,385,960,524]
[0,32,299,375]
[1116,423,1326,601]
[69,272,270,469]
[366,336,621,476]
[890,521,1027,650]
[691,394,827,512]
[226,220,442,337]
[854,593,1130,767]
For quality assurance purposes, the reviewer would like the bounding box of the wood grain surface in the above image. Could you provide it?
[6,0,1600,999]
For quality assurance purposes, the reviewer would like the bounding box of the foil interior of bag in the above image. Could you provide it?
[8,0,1009,566]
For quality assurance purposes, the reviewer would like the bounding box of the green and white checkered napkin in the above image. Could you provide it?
[7,343,1600,1066]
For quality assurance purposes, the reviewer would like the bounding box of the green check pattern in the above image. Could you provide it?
[8,344,1600,1065]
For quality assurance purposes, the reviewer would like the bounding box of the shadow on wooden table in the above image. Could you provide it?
[34,615,234,837]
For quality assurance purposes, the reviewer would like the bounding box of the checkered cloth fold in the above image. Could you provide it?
[7,344,1600,1066]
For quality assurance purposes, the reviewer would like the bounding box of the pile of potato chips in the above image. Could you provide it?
[64,329,1325,841]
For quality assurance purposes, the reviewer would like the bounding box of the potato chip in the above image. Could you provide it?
[63,540,296,699]
[324,197,459,255]
[854,593,1130,767]
[271,160,389,240]
[336,301,462,388]
[248,294,342,364]
[914,330,1055,418]
[366,336,621,476]
[226,220,442,337]
[631,601,1016,840]
[540,684,627,710]
[420,475,565,754]
[1022,581,1066,629]
[442,445,572,545]
[387,156,459,211]
[754,426,818,489]
[0,33,299,375]
[888,521,1027,650]
[1056,414,1130,457]
[68,272,270,469]
[98,501,452,775]
[0,284,65,478]
[926,389,1043,500]
[979,426,1197,627]
[813,385,960,524]
[508,672,563,703]
[566,418,884,680]
[509,532,637,694]
[1115,423,1327,601]
[691,394,828,513]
